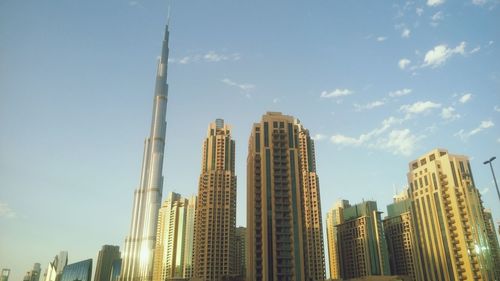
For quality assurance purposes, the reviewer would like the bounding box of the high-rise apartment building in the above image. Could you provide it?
[120,21,170,281]
[234,227,247,278]
[325,200,349,280]
[383,190,419,281]
[484,210,500,280]
[247,112,326,281]
[23,263,41,281]
[407,148,496,280]
[336,201,390,279]
[110,259,122,281]
[193,119,237,281]
[153,192,197,280]
[94,245,120,281]
[60,259,92,281]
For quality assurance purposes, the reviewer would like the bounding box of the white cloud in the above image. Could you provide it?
[221,78,255,92]
[422,42,467,68]
[441,106,460,120]
[459,93,472,104]
[472,0,487,5]
[480,187,490,194]
[0,203,16,219]
[170,51,240,64]
[402,28,411,38]
[330,134,363,146]
[320,89,353,98]
[272,98,279,104]
[354,101,385,111]
[399,58,411,69]
[375,129,419,156]
[455,120,495,140]
[431,11,444,22]
[427,0,445,6]
[389,88,412,97]
[494,105,500,112]
[377,36,387,42]
[312,134,327,141]
[416,7,424,16]
[400,101,441,115]
[470,46,481,54]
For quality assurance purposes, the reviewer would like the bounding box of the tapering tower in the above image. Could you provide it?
[120,23,169,281]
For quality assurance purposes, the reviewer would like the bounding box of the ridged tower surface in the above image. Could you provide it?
[120,24,169,281]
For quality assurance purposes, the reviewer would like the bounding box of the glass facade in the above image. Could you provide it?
[60,259,92,281]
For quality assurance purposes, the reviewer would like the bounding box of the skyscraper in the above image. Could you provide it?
[383,190,419,281]
[247,112,326,281]
[60,259,92,281]
[94,245,121,281]
[23,263,41,281]
[325,200,349,280]
[152,192,197,281]
[120,21,170,281]
[234,227,247,278]
[193,119,237,281]
[41,251,68,281]
[336,201,390,279]
[483,210,500,280]
[1,269,10,281]
[407,148,496,280]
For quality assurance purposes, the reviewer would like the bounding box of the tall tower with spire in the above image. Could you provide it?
[120,22,169,281]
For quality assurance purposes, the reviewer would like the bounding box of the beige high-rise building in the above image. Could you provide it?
[383,190,420,281]
[407,148,496,281]
[483,210,500,280]
[193,119,237,281]
[325,200,349,279]
[336,201,390,279]
[234,227,247,278]
[247,112,325,281]
[152,192,196,281]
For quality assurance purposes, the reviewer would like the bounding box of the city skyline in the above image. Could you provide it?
[1,1,499,280]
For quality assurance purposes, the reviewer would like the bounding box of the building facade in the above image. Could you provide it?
[110,259,122,281]
[23,263,41,281]
[1,269,10,281]
[484,210,500,280]
[94,245,120,281]
[41,251,68,281]
[407,148,496,280]
[383,191,420,281]
[234,227,247,278]
[193,119,237,281]
[336,201,390,279]
[153,192,197,281]
[325,200,349,280]
[60,259,92,281]
[247,112,326,281]
[120,22,170,281]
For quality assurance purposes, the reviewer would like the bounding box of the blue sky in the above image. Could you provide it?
[1,0,499,279]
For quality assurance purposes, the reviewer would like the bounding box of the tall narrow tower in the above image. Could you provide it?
[120,22,169,281]
[193,119,237,281]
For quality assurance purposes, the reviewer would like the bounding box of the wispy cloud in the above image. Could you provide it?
[422,42,466,68]
[455,120,495,140]
[400,101,441,115]
[494,105,500,112]
[398,58,411,69]
[389,88,412,97]
[441,106,460,120]
[320,89,353,98]
[0,203,16,219]
[221,78,255,92]
[377,36,388,42]
[169,51,240,65]
[416,7,424,16]
[459,93,472,104]
[427,0,445,6]
[312,134,327,141]
[402,28,411,38]
[470,46,481,54]
[330,117,419,156]
[431,11,444,26]
[354,101,385,111]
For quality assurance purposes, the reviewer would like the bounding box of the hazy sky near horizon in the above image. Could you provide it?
[1,0,499,279]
